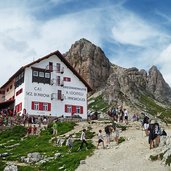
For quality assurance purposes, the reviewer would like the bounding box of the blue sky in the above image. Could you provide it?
[1,0,171,86]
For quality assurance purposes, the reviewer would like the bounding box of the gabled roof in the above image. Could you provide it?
[0,50,92,92]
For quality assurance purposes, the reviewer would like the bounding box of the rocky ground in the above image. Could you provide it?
[75,121,171,171]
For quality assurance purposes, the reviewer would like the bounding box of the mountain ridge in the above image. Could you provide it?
[64,38,171,115]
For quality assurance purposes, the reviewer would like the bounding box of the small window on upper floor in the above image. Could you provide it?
[33,71,38,77]
[45,72,50,78]
[39,72,44,78]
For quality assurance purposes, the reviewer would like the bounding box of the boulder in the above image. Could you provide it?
[3,165,18,171]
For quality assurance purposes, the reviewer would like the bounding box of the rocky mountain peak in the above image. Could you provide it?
[64,38,171,106]
[147,65,171,103]
[64,38,111,91]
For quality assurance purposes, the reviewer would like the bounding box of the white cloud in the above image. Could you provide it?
[0,1,171,88]
[0,4,104,86]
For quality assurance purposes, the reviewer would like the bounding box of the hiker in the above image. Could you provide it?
[27,125,32,135]
[113,126,119,145]
[52,120,58,137]
[33,125,37,135]
[143,115,149,136]
[124,109,128,124]
[154,121,161,147]
[105,125,111,146]
[77,129,88,151]
[66,134,73,152]
[97,130,105,149]
[148,120,156,149]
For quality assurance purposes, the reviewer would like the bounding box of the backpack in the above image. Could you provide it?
[105,126,110,134]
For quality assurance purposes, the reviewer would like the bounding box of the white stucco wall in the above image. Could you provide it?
[19,54,88,119]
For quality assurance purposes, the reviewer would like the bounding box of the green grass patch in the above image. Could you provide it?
[0,126,27,144]
[140,95,171,123]
[166,155,171,166]
[0,161,6,171]
[18,165,38,171]
[40,140,95,171]
[118,137,125,144]
[88,95,110,112]
[150,155,158,161]
[116,124,127,131]
[47,122,76,135]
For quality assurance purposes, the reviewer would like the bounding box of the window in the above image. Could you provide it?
[43,103,48,111]
[76,106,81,113]
[16,88,23,96]
[56,76,60,86]
[66,105,72,113]
[15,71,25,88]
[56,63,60,73]
[65,105,83,114]
[33,71,38,77]
[39,72,44,77]
[58,90,62,100]
[34,102,39,110]
[32,101,51,111]
[15,103,22,113]
[45,72,50,78]
[49,62,53,71]
[10,85,13,89]
[32,68,50,84]
[7,88,9,92]
[64,77,71,82]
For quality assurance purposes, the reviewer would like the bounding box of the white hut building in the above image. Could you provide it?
[0,51,91,119]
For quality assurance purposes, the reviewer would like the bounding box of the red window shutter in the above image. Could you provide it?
[72,106,76,113]
[39,102,43,111]
[19,103,22,112]
[31,102,34,110]
[15,105,18,113]
[48,103,51,111]
[64,77,66,81]
[80,106,83,114]
[65,105,68,112]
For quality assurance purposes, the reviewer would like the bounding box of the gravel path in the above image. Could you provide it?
[76,122,170,171]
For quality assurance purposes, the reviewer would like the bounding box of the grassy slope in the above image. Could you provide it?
[0,122,95,171]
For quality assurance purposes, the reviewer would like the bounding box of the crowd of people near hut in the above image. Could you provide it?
[0,105,169,152]
[0,109,50,127]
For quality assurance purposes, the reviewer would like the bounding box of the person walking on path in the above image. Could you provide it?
[124,109,128,124]
[97,130,105,149]
[66,134,73,152]
[77,129,88,151]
